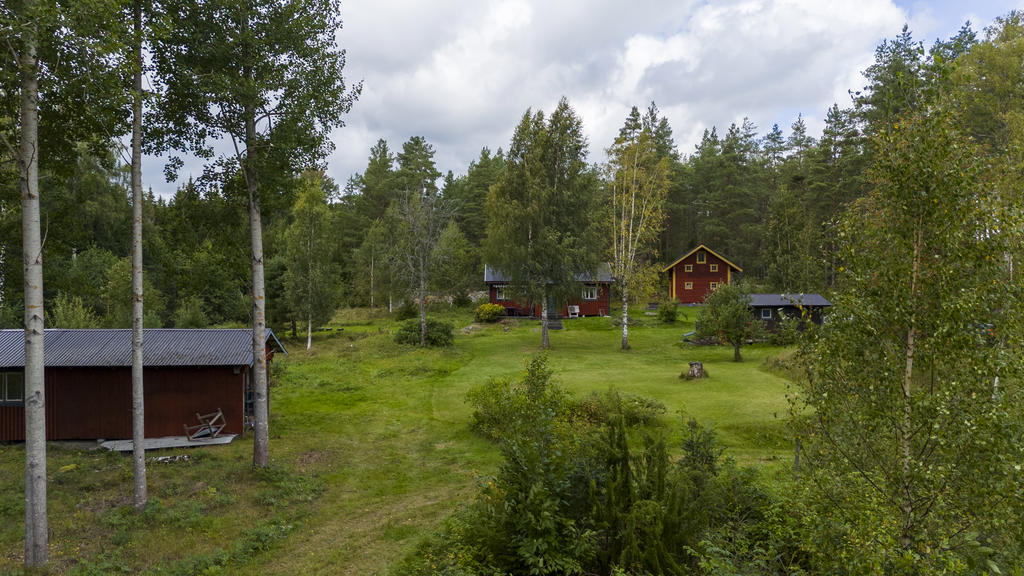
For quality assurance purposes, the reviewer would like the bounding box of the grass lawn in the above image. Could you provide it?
[0,306,797,575]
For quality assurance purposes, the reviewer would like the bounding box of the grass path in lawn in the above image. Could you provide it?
[251,312,794,575]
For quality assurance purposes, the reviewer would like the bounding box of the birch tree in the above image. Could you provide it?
[283,172,337,350]
[150,0,359,468]
[1,0,123,562]
[11,0,47,563]
[129,0,146,510]
[605,106,669,350]
[797,104,1024,569]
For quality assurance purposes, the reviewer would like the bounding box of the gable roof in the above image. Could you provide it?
[0,328,286,369]
[662,244,743,273]
[484,264,614,284]
[749,293,831,308]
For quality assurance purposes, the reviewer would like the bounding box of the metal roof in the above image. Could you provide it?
[0,329,281,368]
[749,293,831,308]
[484,264,614,284]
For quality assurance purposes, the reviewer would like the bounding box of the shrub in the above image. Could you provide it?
[394,318,454,347]
[466,353,571,440]
[474,303,505,323]
[575,389,666,426]
[657,299,679,323]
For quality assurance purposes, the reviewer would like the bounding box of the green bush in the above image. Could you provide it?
[466,353,571,440]
[657,299,679,323]
[394,318,454,347]
[575,389,666,427]
[474,302,505,323]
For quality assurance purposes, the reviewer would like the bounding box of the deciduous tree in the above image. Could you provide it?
[283,171,338,350]
[485,98,600,348]
[796,103,1024,570]
[150,0,359,467]
[605,106,669,350]
[696,283,757,362]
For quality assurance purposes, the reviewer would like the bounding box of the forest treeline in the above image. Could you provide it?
[0,17,1013,337]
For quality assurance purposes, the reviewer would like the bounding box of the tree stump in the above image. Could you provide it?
[688,360,704,379]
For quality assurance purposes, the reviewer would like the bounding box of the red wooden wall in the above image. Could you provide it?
[1,366,246,441]
[488,283,611,317]
[668,249,732,304]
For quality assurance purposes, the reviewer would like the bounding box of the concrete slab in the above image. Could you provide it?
[100,434,238,452]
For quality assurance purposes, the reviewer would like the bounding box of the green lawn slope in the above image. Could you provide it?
[0,307,796,575]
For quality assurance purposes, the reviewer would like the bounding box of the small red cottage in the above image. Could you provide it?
[485,265,613,318]
[0,328,286,442]
[662,244,742,304]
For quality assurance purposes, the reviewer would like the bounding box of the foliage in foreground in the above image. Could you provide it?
[398,354,800,576]
[793,85,1024,572]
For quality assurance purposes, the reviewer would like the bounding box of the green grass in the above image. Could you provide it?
[0,306,797,575]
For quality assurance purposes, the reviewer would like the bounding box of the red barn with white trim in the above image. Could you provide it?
[662,244,742,304]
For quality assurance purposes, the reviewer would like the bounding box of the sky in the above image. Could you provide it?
[143,0,1024,197]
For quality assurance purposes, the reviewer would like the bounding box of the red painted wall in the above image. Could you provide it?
[0,366,247,441]
[668,250,732,304]
[488,283,611,317]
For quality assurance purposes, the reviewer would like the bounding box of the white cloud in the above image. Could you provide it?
[144,0,1023,197]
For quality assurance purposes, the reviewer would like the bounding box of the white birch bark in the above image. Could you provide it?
[130,0,148,510]
[541,291,549,349]
[19,1,48,562]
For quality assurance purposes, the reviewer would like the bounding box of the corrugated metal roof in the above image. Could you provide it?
[749,293,831,308]
[0,329,267,368]
[484,264,614,283]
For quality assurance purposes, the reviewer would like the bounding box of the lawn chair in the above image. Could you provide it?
[184,408,226,440]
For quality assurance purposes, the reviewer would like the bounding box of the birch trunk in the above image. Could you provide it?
[239,10,269,469]
[620,290,629,350]
[899,226,922,550]
[419,268,427,346]
[306,314,312,350]
[541,290,549,349]
[130,0,147,510]
[19,2,47,562]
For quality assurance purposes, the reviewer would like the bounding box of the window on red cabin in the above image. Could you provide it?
[710,282,718,290]
[495,285,509,301]
[710,264,718,272]
[684,264,693,272]
[685,282,693,290]
[697,251,706,263]
[582,285,598,300]
[1,372,23,404]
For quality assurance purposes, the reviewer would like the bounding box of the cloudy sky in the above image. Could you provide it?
[145,0,1024,196]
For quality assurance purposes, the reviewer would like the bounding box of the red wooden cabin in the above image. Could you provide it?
[662,244,742,304]
[485,265,613,318]
[0,329,286,442]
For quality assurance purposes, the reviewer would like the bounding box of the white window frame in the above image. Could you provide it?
[760,308,772,320]
[1,371,24,404]
[494,284,509,301]
[582,285,598,301]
